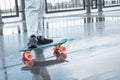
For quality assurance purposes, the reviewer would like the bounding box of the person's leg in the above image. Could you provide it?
[25,0,53,48]
[37,0,45,36]
[25,0,40,37]
[25,0,40,48]
[36,0,53,45]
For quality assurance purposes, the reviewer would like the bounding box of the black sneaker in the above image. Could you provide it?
[37,36,53,45]
[27,35,38,48]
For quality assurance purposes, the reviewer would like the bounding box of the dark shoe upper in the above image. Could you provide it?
[37,36,53,45]
[27,35,53,48]
[27,35,38,48]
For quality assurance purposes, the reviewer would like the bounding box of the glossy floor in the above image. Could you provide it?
[0,15,120,80]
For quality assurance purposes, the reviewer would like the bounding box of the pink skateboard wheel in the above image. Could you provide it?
[59,46,66,52]
[24,53,32,61]
[21,52,25,58]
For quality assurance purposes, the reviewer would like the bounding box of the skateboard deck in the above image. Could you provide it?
[20,39,68,67]
[20,39,67,52]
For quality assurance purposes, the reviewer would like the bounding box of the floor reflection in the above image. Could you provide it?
[21,49,67,80]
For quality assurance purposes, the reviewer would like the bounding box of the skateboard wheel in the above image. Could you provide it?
[21,52,25,58]
[25,60,33,67]
[59,46,66,52]
[24,53,32,61]
[60,53,67,60]
[52,46,56,51]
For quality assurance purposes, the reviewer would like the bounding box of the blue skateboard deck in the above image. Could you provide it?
[20,39,68,52]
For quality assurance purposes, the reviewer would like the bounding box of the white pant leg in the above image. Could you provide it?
[25,0,45,37]
[37,0,45,36]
